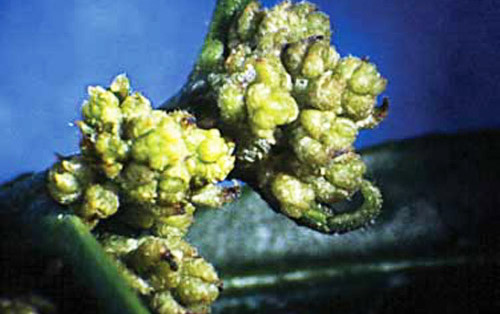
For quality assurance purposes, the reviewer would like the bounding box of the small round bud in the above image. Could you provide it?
[236,1,262,41]
[342,89,376,121]
[127,237,167,274]
[82,86,122,134]
[325,153,366,192]
[271,173,315,218]
[307,71,345,112]
[176,277,219,306]
[76,184,119,220]
[183,258,219,283]
[150,291,186,314]
[198,39,224,71]
[121,92,152,121]
[47,156,94,205]
[150,262,182,290]
[110,73,130,101]
[218,81,246,123]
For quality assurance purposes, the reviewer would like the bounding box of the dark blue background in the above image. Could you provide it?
[1,0,499,182]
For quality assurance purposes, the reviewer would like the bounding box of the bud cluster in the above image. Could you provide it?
[208,0,387,233]
[47,75,236,231]
[47,75,237,312]
[100,234,222,314]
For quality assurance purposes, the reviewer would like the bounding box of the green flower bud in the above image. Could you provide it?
[92,132,129,178]
[335,56,387,121]
[292,110,357,165]
[348,61,387,96]
[47,156,94,205]
[255,1,330,52]
[183,258,219,283]
[110,73,130,101]
[218,81,246,123]
[246,82,298,139]
[198,132,227,163]
[342,89,377,121]
[127,237,168,274]
[198,39,225,72]
[305,11,331,39]
[325,153,366,192]
[120,92,152,121]
[307,175,348,203]
[120,163,158,204]
[150,291,186,314]
[156,210,194,236]
[125,110,165,140]
[176,277,219,306]
[149,262,182,290]
[335,56,363,81]
[271,173,315,218]
[81,86,122,134]
[251,56,291,89]
[320,117,358,150]
[292,128,330,165]
[75,184,119,221]
[99,233,140,257]
[302,41,339,79]
[157,164,190,205]
[131,119,188,171]
[185,129,235,185]
[307,71,345,112]
[235,1,262,42]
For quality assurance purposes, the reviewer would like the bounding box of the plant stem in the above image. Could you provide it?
[161,0,252,114]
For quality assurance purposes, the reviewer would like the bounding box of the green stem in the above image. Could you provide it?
[161,0,252,112]
[195,0,253,77]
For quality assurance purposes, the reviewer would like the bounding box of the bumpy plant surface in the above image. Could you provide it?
[47,75,236,313]
[46,1,388,313]
[205,0,388,233]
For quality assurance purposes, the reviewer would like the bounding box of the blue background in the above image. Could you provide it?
[1,0,499,182]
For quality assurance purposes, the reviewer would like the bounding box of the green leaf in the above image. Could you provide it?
[0,174,150,314]
[187,130,500,313]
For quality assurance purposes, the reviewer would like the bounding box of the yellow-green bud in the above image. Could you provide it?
[149,262,182,290]
[271,173,315,218]
[292,111,357,165]
[121,92,152,121]
[183,258,219,283]
[47,156,94,205]
[307,71,345,112]
[82,86,122,134]
[150,291,186,314]
[176,277,219,306]
[127,237,168,274]
[325,153,366,192]
[302,41,339,79]
[75,184,119,222]
[110,73,130,101]
[235,1,262,42]
[218,81,246,123]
